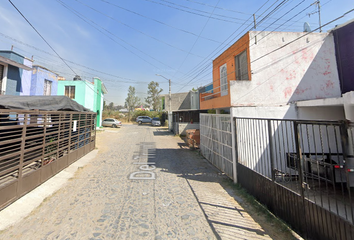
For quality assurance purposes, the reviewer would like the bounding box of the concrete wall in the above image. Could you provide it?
[30,66,58,96]
[230,31,340,107]
[163,92,191,111]
[174,122,200,135]
[231,104,345,121]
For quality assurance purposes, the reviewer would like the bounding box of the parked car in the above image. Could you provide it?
[136,116,152,125]
[102,118,122,128]
[151,117,161,126]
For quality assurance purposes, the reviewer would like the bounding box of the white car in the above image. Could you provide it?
[102,118,122,128]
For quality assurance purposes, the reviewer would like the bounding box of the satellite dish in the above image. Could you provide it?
[303,22,311,32]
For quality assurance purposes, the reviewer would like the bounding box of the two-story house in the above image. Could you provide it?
[30,65,59,96]
[200,30,344,120]
[57,76,107,127]
[0,50,32,96]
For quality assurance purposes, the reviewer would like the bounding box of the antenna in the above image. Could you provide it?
[303,22,311,32]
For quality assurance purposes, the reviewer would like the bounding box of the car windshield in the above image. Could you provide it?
[152,118,159,120]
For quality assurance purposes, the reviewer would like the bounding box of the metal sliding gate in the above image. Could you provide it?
[235,117,354,240]
[0,110,96,211]
[200,114,233,179]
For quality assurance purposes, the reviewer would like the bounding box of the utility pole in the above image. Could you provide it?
[156,74,172,131]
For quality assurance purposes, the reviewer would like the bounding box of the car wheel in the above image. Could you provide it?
[138,121,142,125]
[112,124,117,128]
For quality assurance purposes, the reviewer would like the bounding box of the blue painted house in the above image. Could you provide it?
[31,65,59,96]
[0,50,32,96]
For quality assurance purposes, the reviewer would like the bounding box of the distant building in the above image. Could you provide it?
[30,65,59,96]
[0,50,32,96]
[57,77,108,127]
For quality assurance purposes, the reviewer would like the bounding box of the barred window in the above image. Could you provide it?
[235,50,249,80]
[65,86,75,99]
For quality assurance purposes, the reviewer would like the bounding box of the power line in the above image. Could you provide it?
[73,0,205,59]
[175,0,291,91]
[96,0,221,44]
[8,0,77,76]
[56,0,173,72]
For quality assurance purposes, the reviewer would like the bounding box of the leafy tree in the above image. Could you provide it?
[125,86,140,122]
[145,81,163,111]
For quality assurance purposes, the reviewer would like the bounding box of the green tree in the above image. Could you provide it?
[145,81,163,111]
[125,86,140,122]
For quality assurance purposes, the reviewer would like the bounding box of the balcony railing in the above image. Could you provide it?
[200,82,229,102]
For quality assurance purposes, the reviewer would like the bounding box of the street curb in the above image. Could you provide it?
[0,149,98,231]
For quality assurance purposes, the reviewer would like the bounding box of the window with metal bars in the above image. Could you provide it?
[235,50,249,80]
[65,86,75,99]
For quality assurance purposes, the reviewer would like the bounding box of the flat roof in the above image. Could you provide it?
[295,97,343,107]
[0,55,32,71]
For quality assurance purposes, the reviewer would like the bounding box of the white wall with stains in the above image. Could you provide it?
[230,31,340,108]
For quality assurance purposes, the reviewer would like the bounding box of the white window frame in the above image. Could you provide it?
[220,63,228,96]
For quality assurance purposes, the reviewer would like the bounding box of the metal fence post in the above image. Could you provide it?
[267,120,275,182]
[232,117,238,183]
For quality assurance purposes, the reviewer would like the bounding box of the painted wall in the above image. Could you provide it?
[57,80,87,107]
[200,33,250,110]
[30,66,58,96]
[5,65,21,95]
[0,51,23,65]
[57,78,105,127]
[332,20,354,94]
[20,58,33,95]
[230,31,340,107]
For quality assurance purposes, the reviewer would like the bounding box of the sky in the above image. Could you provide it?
[0,0,353,106]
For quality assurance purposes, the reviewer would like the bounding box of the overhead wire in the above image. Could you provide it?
[171,0,221,81]
[181,0,316,89]
[56,0,175,73]
[8,0,115,104]
[175,0,291,91]
[96,0,221,44]
[73,0,205,59]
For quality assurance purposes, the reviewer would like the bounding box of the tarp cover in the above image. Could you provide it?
[0,96,91,112]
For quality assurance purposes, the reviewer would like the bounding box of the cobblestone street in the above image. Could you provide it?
[0,124,282,239]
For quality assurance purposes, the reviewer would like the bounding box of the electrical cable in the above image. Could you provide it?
[73,0,205,59]
[96,0,221,44]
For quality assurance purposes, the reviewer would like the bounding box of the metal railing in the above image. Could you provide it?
[235,117,354,240]
[200,114,233,178]
[0,109,96,210]
[200,82,229,101]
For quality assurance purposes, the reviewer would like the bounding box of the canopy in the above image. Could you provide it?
[0,96,91,112]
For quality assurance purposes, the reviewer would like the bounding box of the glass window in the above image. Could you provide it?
[235,50,249,80]
[220,64,228,96]
[65,86,75,99]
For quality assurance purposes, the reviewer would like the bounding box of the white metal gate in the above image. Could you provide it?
[200,114,233,179]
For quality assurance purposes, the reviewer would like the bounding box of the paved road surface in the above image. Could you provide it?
[0,124,274,239]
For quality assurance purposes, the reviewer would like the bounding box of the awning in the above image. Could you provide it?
[0,55,32,71]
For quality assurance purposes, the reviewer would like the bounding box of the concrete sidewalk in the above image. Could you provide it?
[0,150,98,231]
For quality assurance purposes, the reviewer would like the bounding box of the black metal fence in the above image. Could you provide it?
[235,117,354,240]
[0,109,96,210]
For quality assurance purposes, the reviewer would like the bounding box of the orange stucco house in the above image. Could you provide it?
[200,32,251,111]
